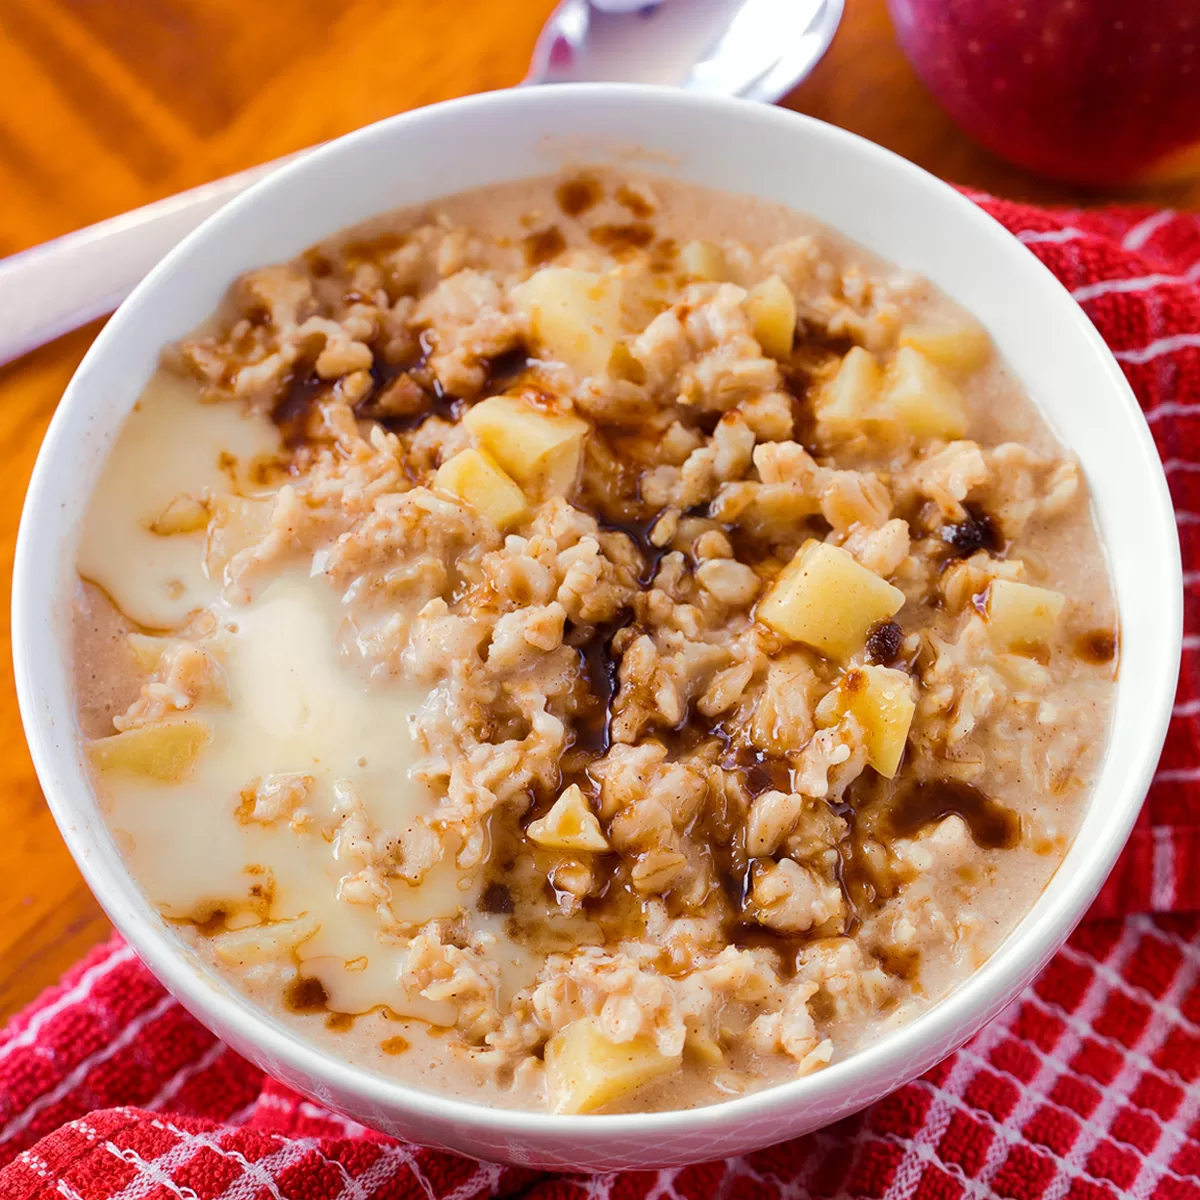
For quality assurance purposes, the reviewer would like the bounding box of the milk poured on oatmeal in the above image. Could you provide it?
[77,168,1117,1114]
[78,382,530,1024]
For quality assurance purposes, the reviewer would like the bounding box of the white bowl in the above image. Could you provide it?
[12,84,1182,1171]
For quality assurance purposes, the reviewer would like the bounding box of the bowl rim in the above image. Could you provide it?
[13,82,1182,1143]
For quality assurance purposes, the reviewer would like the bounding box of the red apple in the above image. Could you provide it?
[887,0,1200,187]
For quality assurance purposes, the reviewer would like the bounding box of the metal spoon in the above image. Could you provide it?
[0,0,841,368]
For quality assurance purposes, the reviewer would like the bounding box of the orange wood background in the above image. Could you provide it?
[0,0,1197,1024]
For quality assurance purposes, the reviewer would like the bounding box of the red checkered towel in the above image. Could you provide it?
[1,194,1199,1200]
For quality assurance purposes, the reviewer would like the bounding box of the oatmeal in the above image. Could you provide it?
[74,168,1117,1114]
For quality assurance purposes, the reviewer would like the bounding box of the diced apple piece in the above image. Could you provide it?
[434,448,528,530]
[816,346,881,429]
[679,240,729,282]
[606,340,648,385]
[205,494,273,579]
[986,579,1066,655]
[879,346,967,440]
[616,274,671,340]
[821,665,915,779]
[745,275,797,361]
[463,395,588,499]
[88,718,212,783]
[685,1030,724,1065]
[126,633,171,674]
[527,784,609,853]
[212,914,320,966]
[513,267,624,377]
[150,494,209,535]
[899,319,991,375]
[545,1017,681,1114]
[757,540,906,661]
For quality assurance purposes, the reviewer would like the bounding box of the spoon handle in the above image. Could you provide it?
[0,155,299,368]
[0,0,842,368]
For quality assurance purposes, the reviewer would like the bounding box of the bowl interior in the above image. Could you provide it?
[12,84,1181,1162]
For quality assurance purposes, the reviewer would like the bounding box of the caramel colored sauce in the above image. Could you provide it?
[284,975,330,1014]
[588,222,656,254]
[887,780,1020,850]
[479,346,533,395]
[615,183,655,218]
[1009,638,1051,665]
[555,172,603,217]
[725,924,807,978]
[873,944,922,981]
[569,610,635,757]
[188,907,229,937]
[778,360,818,450]
[802,326,857,358]
[1076,629,1117,665]
[596,511,669,586]
[353,335,502,432]
[479,881,514,915]
[738,751,791,799]
[271,368,328,448]
[340,230,407,265]
[649,236,678,273]
[522,224,566,266]
[381,1035,411,1056]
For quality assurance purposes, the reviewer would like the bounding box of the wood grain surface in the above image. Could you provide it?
[0,0,1196,1024]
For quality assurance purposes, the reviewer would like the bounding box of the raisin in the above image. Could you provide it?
[939,504,1000,558]
[865,620,903,665]
[480,882,514,914]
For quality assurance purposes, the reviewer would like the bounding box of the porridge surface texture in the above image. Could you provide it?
[74,168,1116,1115]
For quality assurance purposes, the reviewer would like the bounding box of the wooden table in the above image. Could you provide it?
[0,0,1196,1023]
